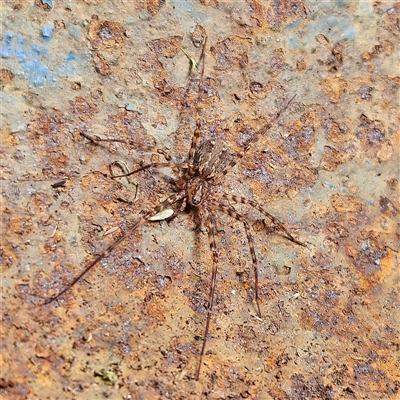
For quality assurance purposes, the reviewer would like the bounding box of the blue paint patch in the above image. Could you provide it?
[42,24,53,41]
[68,25,82,40]
[327,16,339,27]
[303,13,356,49]
[125,104,136,111]
[42,0,53,8]
[0,31,87,88]
[323,181,335,190]
[286,19,301,29]
[66,51,76,61]
[58,51,85,79]
[336,0,350,7]
[5,31,13,46]
[0,47,10,58]
[288,35,302,49]
[340,25,356,41]
[28,61,48,86]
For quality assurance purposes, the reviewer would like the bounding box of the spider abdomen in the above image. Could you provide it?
[193,139,234,178]
[187,176,210,206]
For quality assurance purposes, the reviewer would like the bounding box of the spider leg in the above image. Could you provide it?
[109,160,134,184]
[155,149,185,178]
[43,191,186,305]
[80,131,140,147]
[187,120,203,176]
[111,162,191,178]
[81,131,179,163]
[80,131,165,152]
[109,160,139,201]
[212,95,297,182]
[209,199,262,319]
[196,206,218,380]
[80,131,189,178]
[187,37,207,170]
[149,196,186,223]
[220,193,305,246]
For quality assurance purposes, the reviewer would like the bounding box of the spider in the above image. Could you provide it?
[44,34,304,379]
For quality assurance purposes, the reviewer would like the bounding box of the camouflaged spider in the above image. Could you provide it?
[45,34,304,379]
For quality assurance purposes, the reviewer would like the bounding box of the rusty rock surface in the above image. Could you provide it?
[1,1,399,399]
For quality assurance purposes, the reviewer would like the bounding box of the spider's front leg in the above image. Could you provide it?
[80,131,187,178]
[110,159,190,179]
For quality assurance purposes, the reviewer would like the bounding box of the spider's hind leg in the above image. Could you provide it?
[43,191,186,305]
[196,208,219,380]
[220,193,305,247]
[209,199,262,319]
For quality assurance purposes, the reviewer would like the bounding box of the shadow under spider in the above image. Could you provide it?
[43,34,306,380]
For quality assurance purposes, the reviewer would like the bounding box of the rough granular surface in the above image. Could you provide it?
[1,1,398,399]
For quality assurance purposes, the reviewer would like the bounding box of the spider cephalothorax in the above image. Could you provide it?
[186,176,210,206]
